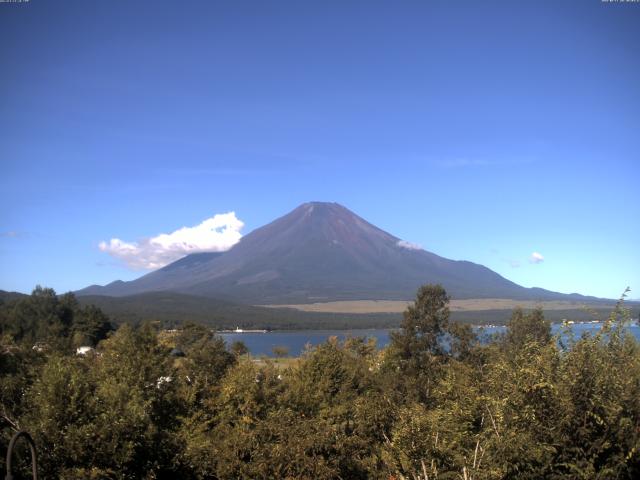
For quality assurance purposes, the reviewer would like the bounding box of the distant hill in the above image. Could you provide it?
[3,289,633,330]
[77,292,401,330]
[78,202,599,304]
[0,289,27,303]
[0,287,398,329]
[75,293,634,329]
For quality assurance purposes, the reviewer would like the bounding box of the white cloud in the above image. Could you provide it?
[99,212,244,270]
[397,240,423,251]
[529,251,544,264]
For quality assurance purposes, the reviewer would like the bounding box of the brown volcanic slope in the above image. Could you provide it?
[78,202,594,304]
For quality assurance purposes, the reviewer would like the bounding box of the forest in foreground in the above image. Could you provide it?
[1,285,639,479]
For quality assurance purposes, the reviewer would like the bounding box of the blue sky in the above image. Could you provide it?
[1,0,639,300]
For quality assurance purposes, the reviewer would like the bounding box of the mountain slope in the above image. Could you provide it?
[78,202,592,303]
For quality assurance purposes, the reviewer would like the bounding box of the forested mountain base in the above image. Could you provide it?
[1,286,639,479]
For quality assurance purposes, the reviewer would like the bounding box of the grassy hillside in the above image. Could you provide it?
[262,298,621,314]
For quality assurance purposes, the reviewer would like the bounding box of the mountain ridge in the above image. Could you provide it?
[77,202,599,304]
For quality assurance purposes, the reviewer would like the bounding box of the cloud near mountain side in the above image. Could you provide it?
[99,212,244,270]
[396,240,423,251]
[530,251,544,264]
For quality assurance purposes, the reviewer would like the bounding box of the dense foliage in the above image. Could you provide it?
[1,285,639,479]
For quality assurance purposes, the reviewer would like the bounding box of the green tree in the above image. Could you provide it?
[391,284,451,358]
[2,286,70,348]
[230,340,249,357]
[23,323,185,478]
[0,288,112,352]
[71,304,113,347]
[272,345,289,358]
[386,284,452,403]
[505,306,552,349]
[553,300,640,479]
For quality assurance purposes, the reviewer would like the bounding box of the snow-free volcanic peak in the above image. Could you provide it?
[78,202,587,304]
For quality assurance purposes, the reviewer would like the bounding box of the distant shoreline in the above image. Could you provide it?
[216,319,640,334]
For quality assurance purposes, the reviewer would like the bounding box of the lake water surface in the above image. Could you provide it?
[220,322,640,357]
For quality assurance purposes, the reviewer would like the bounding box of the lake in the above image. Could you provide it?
[219,322,640,357]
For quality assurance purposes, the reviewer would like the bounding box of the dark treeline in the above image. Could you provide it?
[0,286,113,350]
[1,289,404,331]
[1,285,639,479]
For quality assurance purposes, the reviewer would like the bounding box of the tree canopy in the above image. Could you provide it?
[1,284,639,479]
